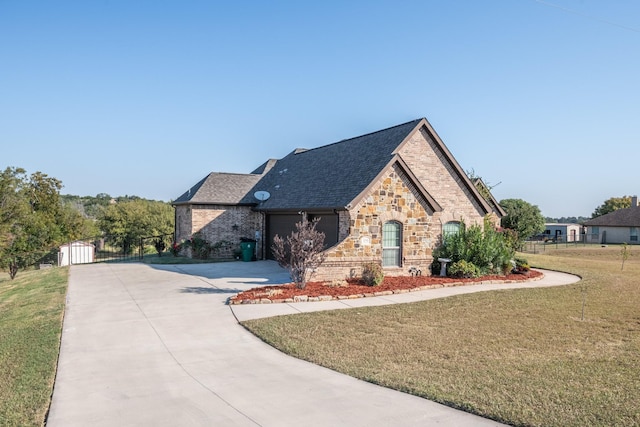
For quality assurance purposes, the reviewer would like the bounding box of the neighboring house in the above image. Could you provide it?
[173,118,505,280]
[543,223,583,242]
[59,241,95,266]
[584,196,640,244]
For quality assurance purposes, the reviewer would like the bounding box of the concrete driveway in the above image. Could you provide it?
[47,261,564,426]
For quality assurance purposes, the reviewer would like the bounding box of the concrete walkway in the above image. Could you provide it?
[47,261,580,427]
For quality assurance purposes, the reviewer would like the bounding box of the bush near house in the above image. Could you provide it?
[361,262,384,286]
[272,218,327,289]
[172,232,235,260]
[432,219,518,276]
[448,260,481,278]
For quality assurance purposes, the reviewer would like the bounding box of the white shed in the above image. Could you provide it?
[544,223,583,242]
[59,241,95,266]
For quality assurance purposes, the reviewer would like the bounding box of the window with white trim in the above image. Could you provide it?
[382,221,402,267]
[631,227,638,242]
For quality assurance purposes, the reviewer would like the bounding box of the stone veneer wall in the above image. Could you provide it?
[314,127,495,282]
[316,164,435,281]
[174,204,263,260]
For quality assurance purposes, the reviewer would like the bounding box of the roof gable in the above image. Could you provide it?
[398,118,496,217]
[349,155,442,214]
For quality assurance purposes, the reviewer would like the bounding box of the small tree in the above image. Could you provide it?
[620,242,630,271]
[271,217,326,289]
[154,237,166,256]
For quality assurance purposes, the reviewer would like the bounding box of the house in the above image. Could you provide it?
[584,196,640,244]
[173,118,505,280]
[59,241,95,266]
[543,223,583,242]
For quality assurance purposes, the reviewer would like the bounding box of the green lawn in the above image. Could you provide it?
[243,245,640,427]
[0,267,68,427]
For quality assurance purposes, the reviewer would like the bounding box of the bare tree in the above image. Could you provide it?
[272,217,327,289]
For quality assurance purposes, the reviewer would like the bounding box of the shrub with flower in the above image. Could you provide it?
[170,241,181,256]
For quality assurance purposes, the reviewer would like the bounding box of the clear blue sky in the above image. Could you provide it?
[2,1,639,218]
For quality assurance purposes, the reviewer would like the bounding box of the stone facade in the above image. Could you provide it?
[312,129,495,282]
[317,164,437,281]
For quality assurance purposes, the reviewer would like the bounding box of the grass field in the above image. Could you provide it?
[243,245,640,427]
[0,267,68,426]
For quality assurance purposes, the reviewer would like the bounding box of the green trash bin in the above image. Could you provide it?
[240,240,256,262]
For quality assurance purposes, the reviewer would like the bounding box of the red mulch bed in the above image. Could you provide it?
[229,270,543,304]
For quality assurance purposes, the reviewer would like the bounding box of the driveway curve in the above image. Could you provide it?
[47,261,579,426]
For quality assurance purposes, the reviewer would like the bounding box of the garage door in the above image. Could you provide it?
[266,213,338,259]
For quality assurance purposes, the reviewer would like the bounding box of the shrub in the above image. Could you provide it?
[448,260,481,278]
[189,232,211,259]
[154,237,166,256]
[361,262,384,286]
[170,242,180,257]
[514,257,530,273]
[272,217,327,289]
[210,240,233,258]
[431,217,516,276]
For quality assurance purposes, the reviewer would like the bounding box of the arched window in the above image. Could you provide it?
[443,221,461,239]
[382,221,402,267]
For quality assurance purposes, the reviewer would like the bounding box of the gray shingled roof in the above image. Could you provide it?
[173,118,497,216]
[239,119,423,210]
[173,173,262,205]
[584,206,640,227]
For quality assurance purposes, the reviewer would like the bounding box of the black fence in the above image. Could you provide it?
[57,233,174,266]
[519,234,599,254]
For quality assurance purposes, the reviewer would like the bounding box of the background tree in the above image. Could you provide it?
[0,168,90,278]
[499,198,545,242]
[61,193,113,219]
[545,216,589,224]
[98,199,174,253]
[0,168,30,278]
[271,217,326,289]
[592,196,632,218]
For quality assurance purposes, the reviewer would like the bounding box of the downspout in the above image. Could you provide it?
[259,210,266,260]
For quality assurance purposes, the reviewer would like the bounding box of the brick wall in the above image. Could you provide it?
[174,204,263,259]
[399,127,488,230]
